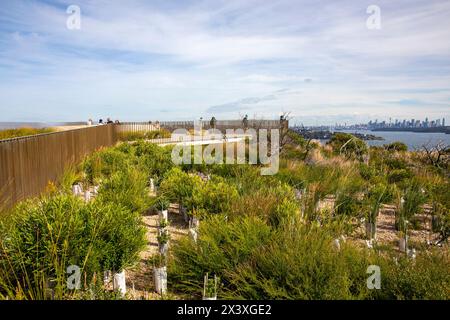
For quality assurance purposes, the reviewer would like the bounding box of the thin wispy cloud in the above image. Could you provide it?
[207,95,277,114]
[0,0,449,124]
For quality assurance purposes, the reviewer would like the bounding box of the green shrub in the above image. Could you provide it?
[335,193,363,217]
[384,157,408,170]
[82,148,131,184]
[189,176,239,216]
[95,202,146,273]
[374,250,450,300]
[97,167,151,213]
[327,133,368,160]
[224,223,372,299]
[134,142,174,183]
[388,169,412,184]
[0,194,145,299]
[159,167,202,206]
[170,214,449,300]
[118,129,171,141]
[384,142,408,152]
[0,127,55,140]
[359,163,376,181]
[169,215,272,298]
[396,183,427,232]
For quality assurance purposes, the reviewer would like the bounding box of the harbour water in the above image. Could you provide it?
[334,129,449,150]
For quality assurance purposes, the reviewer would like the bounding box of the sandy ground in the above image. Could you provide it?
[125,203,189,300]
[317,196,444,251]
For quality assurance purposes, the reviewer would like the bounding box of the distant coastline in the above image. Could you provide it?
[372,127,450,134]
[0,122,86,130]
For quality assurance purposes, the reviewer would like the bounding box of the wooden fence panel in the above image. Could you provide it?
[0,124,118,209]
[0,120,285,209]
[117,120,283,133]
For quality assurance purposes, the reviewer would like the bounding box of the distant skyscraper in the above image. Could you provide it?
[443,118,446,127]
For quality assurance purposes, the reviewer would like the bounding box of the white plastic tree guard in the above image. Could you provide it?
[190,217,200,230]
[103,270,112,286]
[84,190,91,202]
[159,242,169,256]
[154,266,167,295]
[72,184,82,196]
[333,238,341,251]
[203,273,218,300]
[189,228,198,243]
[113,270,127,296]
[365,222,376,240]
[399,236,408,253]
[149,178,155,194]
[407,248,416,259]
[159,210,168,223]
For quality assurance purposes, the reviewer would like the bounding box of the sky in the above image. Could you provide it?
[0,0,449,125]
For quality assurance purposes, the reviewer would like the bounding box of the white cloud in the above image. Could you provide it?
[0,0,449,123]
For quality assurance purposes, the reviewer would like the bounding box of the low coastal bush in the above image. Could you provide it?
[97,166,152,213]
[373,249,449,300]
[0,194,145,299]
[134,141,174,183]
[0,127,55,140]
[384,141,408,152]
[327,133,368,160]
[169,215,272,297]
[388,169,413,184]
[159,167,202,208]
[224,223,372,299]
[170,215,449,300]
[82,147,131,184]
[118,129,171,141]
[189,176,239,216]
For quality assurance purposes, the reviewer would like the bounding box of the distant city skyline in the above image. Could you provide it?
[291,116,448,128]
[1,1,450,124]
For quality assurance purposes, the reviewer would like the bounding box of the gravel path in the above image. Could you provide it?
[126,204,189,299]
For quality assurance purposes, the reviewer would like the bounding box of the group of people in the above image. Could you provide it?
[87,118,120,126]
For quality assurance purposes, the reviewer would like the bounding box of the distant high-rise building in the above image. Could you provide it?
[443,118,446,127]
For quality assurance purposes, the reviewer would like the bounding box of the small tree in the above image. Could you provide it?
[364,184,387,239]
[159,167,203,211]
[395,184,426,232]
[328,133,368,161]
[384,141,408,152]
[189,176,239,217]
[418,141,449,170]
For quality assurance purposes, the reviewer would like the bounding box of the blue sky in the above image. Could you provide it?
[0,0,449,125]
